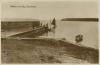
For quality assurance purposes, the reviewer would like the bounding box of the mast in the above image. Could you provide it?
[51,18,56,26]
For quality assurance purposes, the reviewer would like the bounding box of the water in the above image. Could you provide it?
[41,20,98,49]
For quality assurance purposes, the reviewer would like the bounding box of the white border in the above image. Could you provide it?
[0,0,99,65]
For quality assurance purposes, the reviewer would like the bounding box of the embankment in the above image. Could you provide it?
[1,38,98,63]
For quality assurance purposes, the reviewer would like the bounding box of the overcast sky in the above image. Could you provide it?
[2,0,98,20]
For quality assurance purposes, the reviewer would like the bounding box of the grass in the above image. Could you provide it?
[1,38,98,64]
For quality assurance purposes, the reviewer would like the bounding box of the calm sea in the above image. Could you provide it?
[43,20,98,49]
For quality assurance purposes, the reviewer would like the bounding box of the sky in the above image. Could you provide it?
[1,0,98,20]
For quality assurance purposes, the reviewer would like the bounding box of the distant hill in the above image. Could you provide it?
[1,18,40,22]
[61,18,98,21]
[1,18,40,31]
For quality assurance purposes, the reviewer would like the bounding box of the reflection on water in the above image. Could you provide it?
[41,20,98,49]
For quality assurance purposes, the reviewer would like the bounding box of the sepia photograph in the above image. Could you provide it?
[1,0,99,64]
